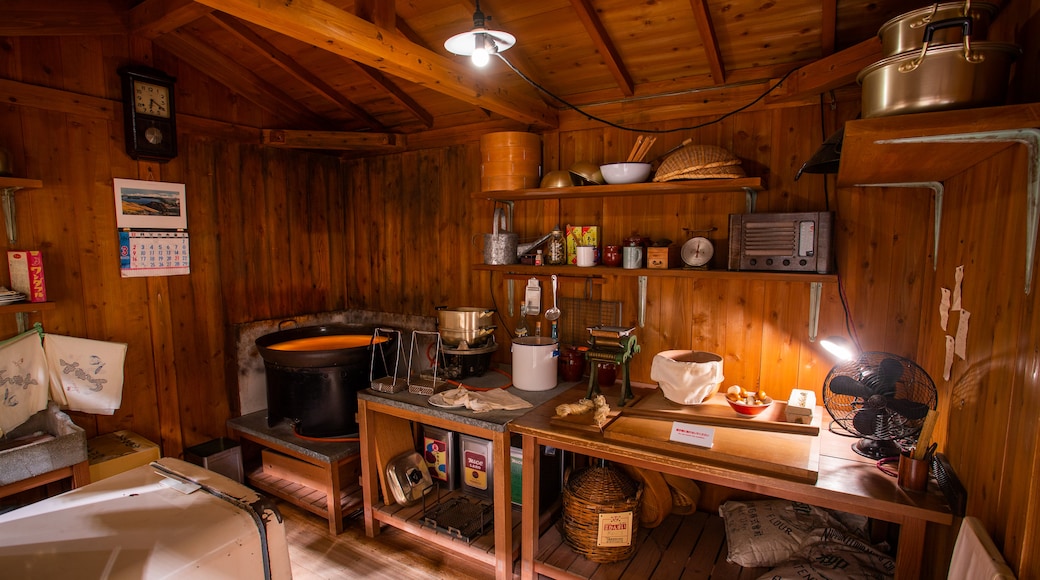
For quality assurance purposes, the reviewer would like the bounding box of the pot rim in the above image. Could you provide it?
[857,41,1021,84]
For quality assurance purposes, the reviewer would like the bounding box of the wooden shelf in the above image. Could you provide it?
[371,488,523,569]
[0,302,55,315]
[474,263,836,283]
[246,465,363,521]
[471,177,763,201]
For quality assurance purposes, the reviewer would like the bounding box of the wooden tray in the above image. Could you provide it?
[548,394,637,433]
[603,414,821,483]
[621,390,821,436]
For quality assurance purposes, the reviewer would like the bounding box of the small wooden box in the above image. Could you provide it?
[646,245,681,269]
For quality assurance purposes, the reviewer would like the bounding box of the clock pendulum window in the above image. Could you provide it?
[118,66,178,162]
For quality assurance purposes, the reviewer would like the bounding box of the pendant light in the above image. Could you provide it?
[443,0,515,67]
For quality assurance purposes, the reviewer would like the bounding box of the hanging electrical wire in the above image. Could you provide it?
[495,53,798,134]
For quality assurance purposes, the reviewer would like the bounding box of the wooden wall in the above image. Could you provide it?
[1,18,1038,578]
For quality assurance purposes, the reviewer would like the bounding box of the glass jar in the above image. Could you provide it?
[546,226,566,266]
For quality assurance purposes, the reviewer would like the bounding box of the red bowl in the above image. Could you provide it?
[727,397,773,417]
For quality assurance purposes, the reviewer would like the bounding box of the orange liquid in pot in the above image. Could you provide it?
[268,335,388,351]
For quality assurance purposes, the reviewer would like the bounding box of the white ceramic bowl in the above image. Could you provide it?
[599,162,652,184]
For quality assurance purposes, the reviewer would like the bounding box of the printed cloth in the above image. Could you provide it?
[0,330,49,436]
[45,334,128,415]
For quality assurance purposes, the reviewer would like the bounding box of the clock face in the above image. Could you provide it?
[133,80,170,118]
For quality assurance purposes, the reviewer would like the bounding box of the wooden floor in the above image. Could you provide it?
[279,500,768,579]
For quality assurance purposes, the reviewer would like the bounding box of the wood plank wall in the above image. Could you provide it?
[1,23,1038,578]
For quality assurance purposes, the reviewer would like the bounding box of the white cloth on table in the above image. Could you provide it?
[0,330,49,436]
[430,386,532,413]
[45,334,128,415]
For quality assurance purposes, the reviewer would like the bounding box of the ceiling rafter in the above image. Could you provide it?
[568,0,635,97]
[764,37,882,104]
[191,0,557,129]
[688,0,725,84]
[207,12,387,130]
[129,0,212,39]
[153,27,334,129]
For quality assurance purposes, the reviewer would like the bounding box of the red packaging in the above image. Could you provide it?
[8,250,47,302]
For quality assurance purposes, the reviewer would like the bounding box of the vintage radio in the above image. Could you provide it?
[728,211,833,273]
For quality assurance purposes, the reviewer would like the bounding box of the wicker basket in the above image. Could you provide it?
[653,144,741,182]
[561,464,643,563]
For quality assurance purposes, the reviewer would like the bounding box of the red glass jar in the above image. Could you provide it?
[603,245,622,267]
[596,362,618,387]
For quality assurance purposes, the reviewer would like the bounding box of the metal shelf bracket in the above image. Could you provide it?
[854,181,944,272]
[808,282,822,342]
[743,187,757,213]
[1,187,20,246]
[873,128,1040,294]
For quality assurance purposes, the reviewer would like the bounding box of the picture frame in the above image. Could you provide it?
[112,178,187,229]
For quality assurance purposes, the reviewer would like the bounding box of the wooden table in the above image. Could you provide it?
[511,384,953,580]
[357,381,570,580]
[227,411,362,534]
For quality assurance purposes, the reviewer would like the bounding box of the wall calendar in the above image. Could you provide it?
[118,230,190,277]
[113,178,190,278]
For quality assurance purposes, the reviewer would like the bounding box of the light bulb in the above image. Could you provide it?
[472,33,490,67]
[820,336,856,362]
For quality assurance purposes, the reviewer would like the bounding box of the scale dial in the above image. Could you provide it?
[681,236,715,267]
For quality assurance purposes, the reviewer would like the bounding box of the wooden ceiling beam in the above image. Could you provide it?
[207,13,386,130]
[569,0,634,97]
[351,4,434,129]
[0,0,128,36]
[153,28,333,129]
[191,0,557,129]
[262,129,405,150]
[129,0,213,39]
[764,37,881,103]
[688,0,726,84]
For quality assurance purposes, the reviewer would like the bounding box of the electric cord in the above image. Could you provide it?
[495,52,798,134]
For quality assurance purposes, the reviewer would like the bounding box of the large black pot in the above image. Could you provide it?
[256,324,395,437]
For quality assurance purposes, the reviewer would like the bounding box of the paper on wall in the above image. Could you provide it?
[44,334,128,415]
[944,335,956,381]
[0,330,49,436]
[939,288,951,331]
[955,310,970,360]
[952,265,964,311]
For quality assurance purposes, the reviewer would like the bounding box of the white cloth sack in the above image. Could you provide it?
[651,350,724,405]
[45,334,128,415]
[0,330,49,436]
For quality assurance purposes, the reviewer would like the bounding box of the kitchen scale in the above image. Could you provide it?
[681,227,717,270]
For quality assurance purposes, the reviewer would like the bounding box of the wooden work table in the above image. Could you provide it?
[510,384,953,580]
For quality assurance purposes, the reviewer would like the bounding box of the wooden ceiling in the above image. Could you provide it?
[5,0,961,145]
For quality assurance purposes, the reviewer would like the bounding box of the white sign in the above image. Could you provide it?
[669,421,715,448]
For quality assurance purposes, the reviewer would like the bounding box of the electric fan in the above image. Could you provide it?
[822,352,937,459]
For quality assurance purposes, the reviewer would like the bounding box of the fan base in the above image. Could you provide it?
[852,438,901,460]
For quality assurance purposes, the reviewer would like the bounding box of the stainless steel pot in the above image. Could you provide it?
[437,306,495,331]
[858,19,1019,118]
[878,1,997,57]
[439,326,496,348]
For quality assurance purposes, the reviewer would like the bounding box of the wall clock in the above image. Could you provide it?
[119,67,178,162]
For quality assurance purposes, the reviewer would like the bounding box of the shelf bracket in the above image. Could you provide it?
[853,181,944,272]
[808,282,822,342]
[873,129,1040,294]
[1,187,20,246]
[638,276,647,328]
[15,312,27,334]
[743,187,757,213]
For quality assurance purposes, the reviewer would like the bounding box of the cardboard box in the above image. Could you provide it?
[647,245,681,269]
[785,389,816,424]
[7,250,46,302]
[565,225,599,265]
[87,430,160,481]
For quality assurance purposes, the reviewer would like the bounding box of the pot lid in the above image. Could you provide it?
[795,127,844,180]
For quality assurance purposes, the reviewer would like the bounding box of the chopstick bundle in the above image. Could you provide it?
[626,135,657,163]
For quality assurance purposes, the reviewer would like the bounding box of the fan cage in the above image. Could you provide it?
[822,352,937,443]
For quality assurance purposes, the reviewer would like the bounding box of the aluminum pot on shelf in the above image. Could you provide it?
[857,18,1019,118]
[877,1,998,57]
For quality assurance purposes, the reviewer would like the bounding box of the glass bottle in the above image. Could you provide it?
[546,225,566,266]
